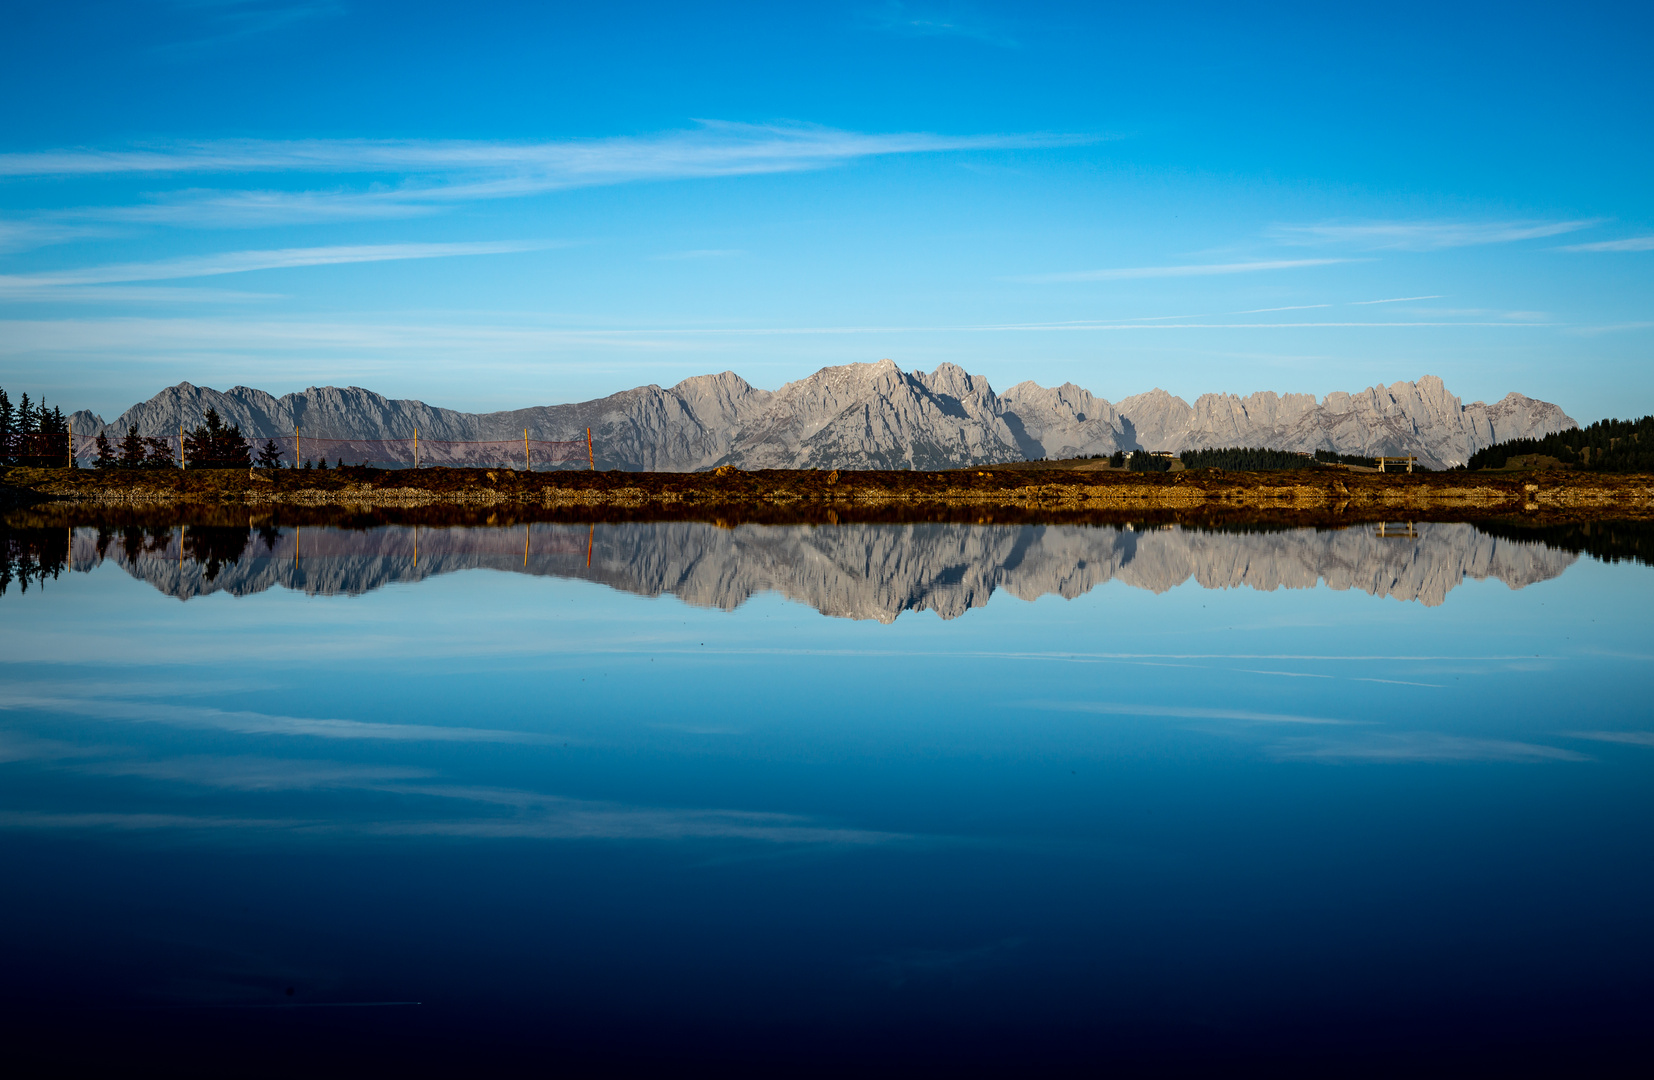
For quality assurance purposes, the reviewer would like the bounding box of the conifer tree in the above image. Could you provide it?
[41,404,69,467]
[94,431,117,469]
[256,439,284,468]
[119,426,146,468]
[0,388,13,467]
[6,394,62,466]
[144,437,176,469]
[184,408,252,468]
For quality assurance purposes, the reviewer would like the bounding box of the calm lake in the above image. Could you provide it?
[2,518,1652,1073]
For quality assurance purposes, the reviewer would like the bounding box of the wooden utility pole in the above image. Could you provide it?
[524,428,530,472]
[414,427,419,469]
[587,427,594,470]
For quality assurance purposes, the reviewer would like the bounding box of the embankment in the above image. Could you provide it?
[4,465,1651,522]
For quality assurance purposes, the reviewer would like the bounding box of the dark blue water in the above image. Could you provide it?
[2,521,1651,1074]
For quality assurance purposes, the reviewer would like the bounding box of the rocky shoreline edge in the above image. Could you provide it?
[5,464,1651,519]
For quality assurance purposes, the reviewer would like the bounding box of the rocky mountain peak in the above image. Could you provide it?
[74,364,1575,471]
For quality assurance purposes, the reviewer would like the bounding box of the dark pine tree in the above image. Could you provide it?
[1180,447,1325,471]
[1466,415,1654,473]
[119,426,147,468]
[42,404,70,468]
[144,436,176,469]
[255,439,284,468]
[94,431,117,469]
[184,409,252,468]
[0,387,13,467]
[14,393,38,466]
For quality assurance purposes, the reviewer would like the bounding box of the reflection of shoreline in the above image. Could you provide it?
[69,522,1578,617]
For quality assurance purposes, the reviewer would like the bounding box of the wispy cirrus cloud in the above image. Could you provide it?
[76,187,443,228]
[2,744,900,844]
[1564,321,1654,335]
[1570,730,1654,746]
[865,2,1019,46]
[82,754,433,791]
[0,805,900,844]
[1559,235,1654,253]
[1036,701,1358,725]
[159,0,346,53]
[0,123,1066,180]
[0,689,553,743]
[0,123,1080,239]
[1010,258,1351,283]
[1270,732,1587,763]
[1270,219,1596,251]
[0,240,557,294]
[0,219,126,254]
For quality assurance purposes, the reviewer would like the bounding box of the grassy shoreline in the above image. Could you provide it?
[5,463,1652,521]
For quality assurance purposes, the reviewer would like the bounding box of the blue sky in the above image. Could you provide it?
[0,0,1649,422]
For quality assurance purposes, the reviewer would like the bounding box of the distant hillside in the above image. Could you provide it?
[69,362,1576,471]
[1466,415,1654,472]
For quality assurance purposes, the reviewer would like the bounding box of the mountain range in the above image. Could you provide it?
[70,361,1577,471]
[73,521,1576,615]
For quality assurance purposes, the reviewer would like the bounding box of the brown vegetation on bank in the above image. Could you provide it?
[4,462,1651,520]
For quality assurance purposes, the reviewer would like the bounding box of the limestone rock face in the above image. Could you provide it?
[1114,388,1194,454]
[998,381,1128,460]
[80,374,773,470]
[1182,391,1320,451]
[82,365,1574,471]
[722,360,1025,470]
[1264,376,1577,468]
[75,521,1579,616]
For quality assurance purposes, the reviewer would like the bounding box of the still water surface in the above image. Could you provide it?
[2,520,1651,1071]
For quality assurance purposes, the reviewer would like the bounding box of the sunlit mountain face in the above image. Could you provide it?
[75,369,1576,472]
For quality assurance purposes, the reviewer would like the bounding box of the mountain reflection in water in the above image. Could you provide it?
[66,521,1576,616]
[3,511,1653,1074]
